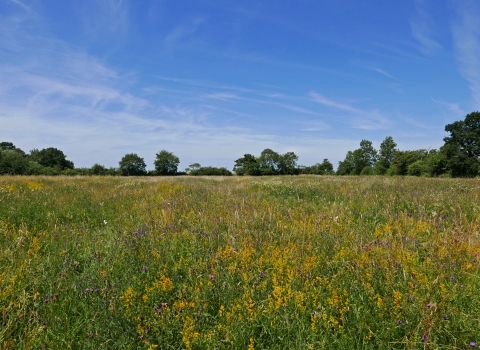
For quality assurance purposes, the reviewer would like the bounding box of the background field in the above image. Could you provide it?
[0,176,479,349]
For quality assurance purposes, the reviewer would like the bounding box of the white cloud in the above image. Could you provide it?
[411,0,442,55]
[452,1,480,106]
[309,92,390,130]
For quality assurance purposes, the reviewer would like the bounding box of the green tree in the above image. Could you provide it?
[154,150,180,175]
[441,111,480,177]
[259,149,281,175]
[391,150,428,175]
[0,149,29,175]
[278,152,299,175]
[301,159,334,175]
[375,136,397,174]
[30,147,74,170]
[90,164,107,175]
[337,151,355,175]
[119,153,146,176]
[233,154,260,176]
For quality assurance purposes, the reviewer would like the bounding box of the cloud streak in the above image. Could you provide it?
[452,1,480,106]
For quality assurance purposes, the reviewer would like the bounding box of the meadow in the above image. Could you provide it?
[0,175,479,349]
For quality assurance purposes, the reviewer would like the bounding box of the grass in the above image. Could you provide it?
[0,175,479,349]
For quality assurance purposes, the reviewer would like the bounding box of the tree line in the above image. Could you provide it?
[1,111,480,177]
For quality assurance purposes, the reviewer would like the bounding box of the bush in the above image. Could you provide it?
[385,165,399,176]
[407,160,427,176]
[360,166,374,175]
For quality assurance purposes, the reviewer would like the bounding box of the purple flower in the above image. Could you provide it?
[396,319,402,324]
[44,298,49,303]
[443,315,449,320]
[142,265,148,272]
[426,303,431,308]
[161,303,167,307]
[470,342,476,347]
[450,276,455,280]
[422,334,428,342]
[259,271,265,279]
[210,275,215,281]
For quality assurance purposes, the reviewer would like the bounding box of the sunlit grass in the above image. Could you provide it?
[0,175,479,349]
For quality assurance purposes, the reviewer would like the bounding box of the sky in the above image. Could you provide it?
[1,0,479,170]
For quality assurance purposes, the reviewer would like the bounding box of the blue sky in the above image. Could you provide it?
[1,0,479,170]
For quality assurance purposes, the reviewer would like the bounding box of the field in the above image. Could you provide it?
[0,175,479,349]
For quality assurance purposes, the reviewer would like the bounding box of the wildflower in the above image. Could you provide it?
[259,271,265,279]
[103,220,107,225]
[470,342,476,347]
[143,265,148,272]
[44,297,49,303]
[443,315,449,321]
[422,335,428,342]
[426,303,431,308]
[396,319,402,324]
[210,275,215,281]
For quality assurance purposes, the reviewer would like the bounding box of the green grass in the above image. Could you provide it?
[0,175,479,349]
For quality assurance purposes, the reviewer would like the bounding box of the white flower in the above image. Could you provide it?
[103,220,107,225]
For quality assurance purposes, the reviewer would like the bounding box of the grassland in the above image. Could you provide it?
[0,175,479,349]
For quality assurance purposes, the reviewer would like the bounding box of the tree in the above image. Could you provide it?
[337,151,355,175]
[0,149,29,175]
[337,140,377,175]
[154,150,180,175]
[300,159,334,175]
[186,163,201,173]
[441,111,480,177]
[391,150,428,175]
[90,164,107,175]
[259,149,281,175]
[278,152,299,175]
[375,136,397,174]
[30,147,74,170]
[119,153,146,176]
[233,154,260,176]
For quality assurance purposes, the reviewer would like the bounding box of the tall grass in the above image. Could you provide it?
[0,175,479,349]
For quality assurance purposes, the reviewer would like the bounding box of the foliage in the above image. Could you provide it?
[29,147,74,171]
[391,150,428,176]
[119,153,147,176]
[442,111,480,177]
[0,150,29,175]
[188,166,232,176]
[90,164,107,175]
[154,150,180,176]
[359,165,374,175]
[0,176,479,348]
[375,136,397,175]
[338,140,377,175]
[233,154,260,176]
[300,159,334,175]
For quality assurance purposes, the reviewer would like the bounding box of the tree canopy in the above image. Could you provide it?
[119,153,146,176]
[154,150,180,175]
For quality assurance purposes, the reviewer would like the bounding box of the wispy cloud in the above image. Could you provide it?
[452,1,480,106]
[410,0,442,55]
[367,67,397,80]
[309,92,390,130]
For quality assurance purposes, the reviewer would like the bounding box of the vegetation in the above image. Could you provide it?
[0,175,479,348]
[2,111,480,177]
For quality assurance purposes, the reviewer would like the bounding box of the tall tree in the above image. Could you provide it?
[375,136,397,174]
[258,149,281,175]
[278,151,299,175]
[441,111,480,177]
[119,153,146,176]
[154,150,180,175]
